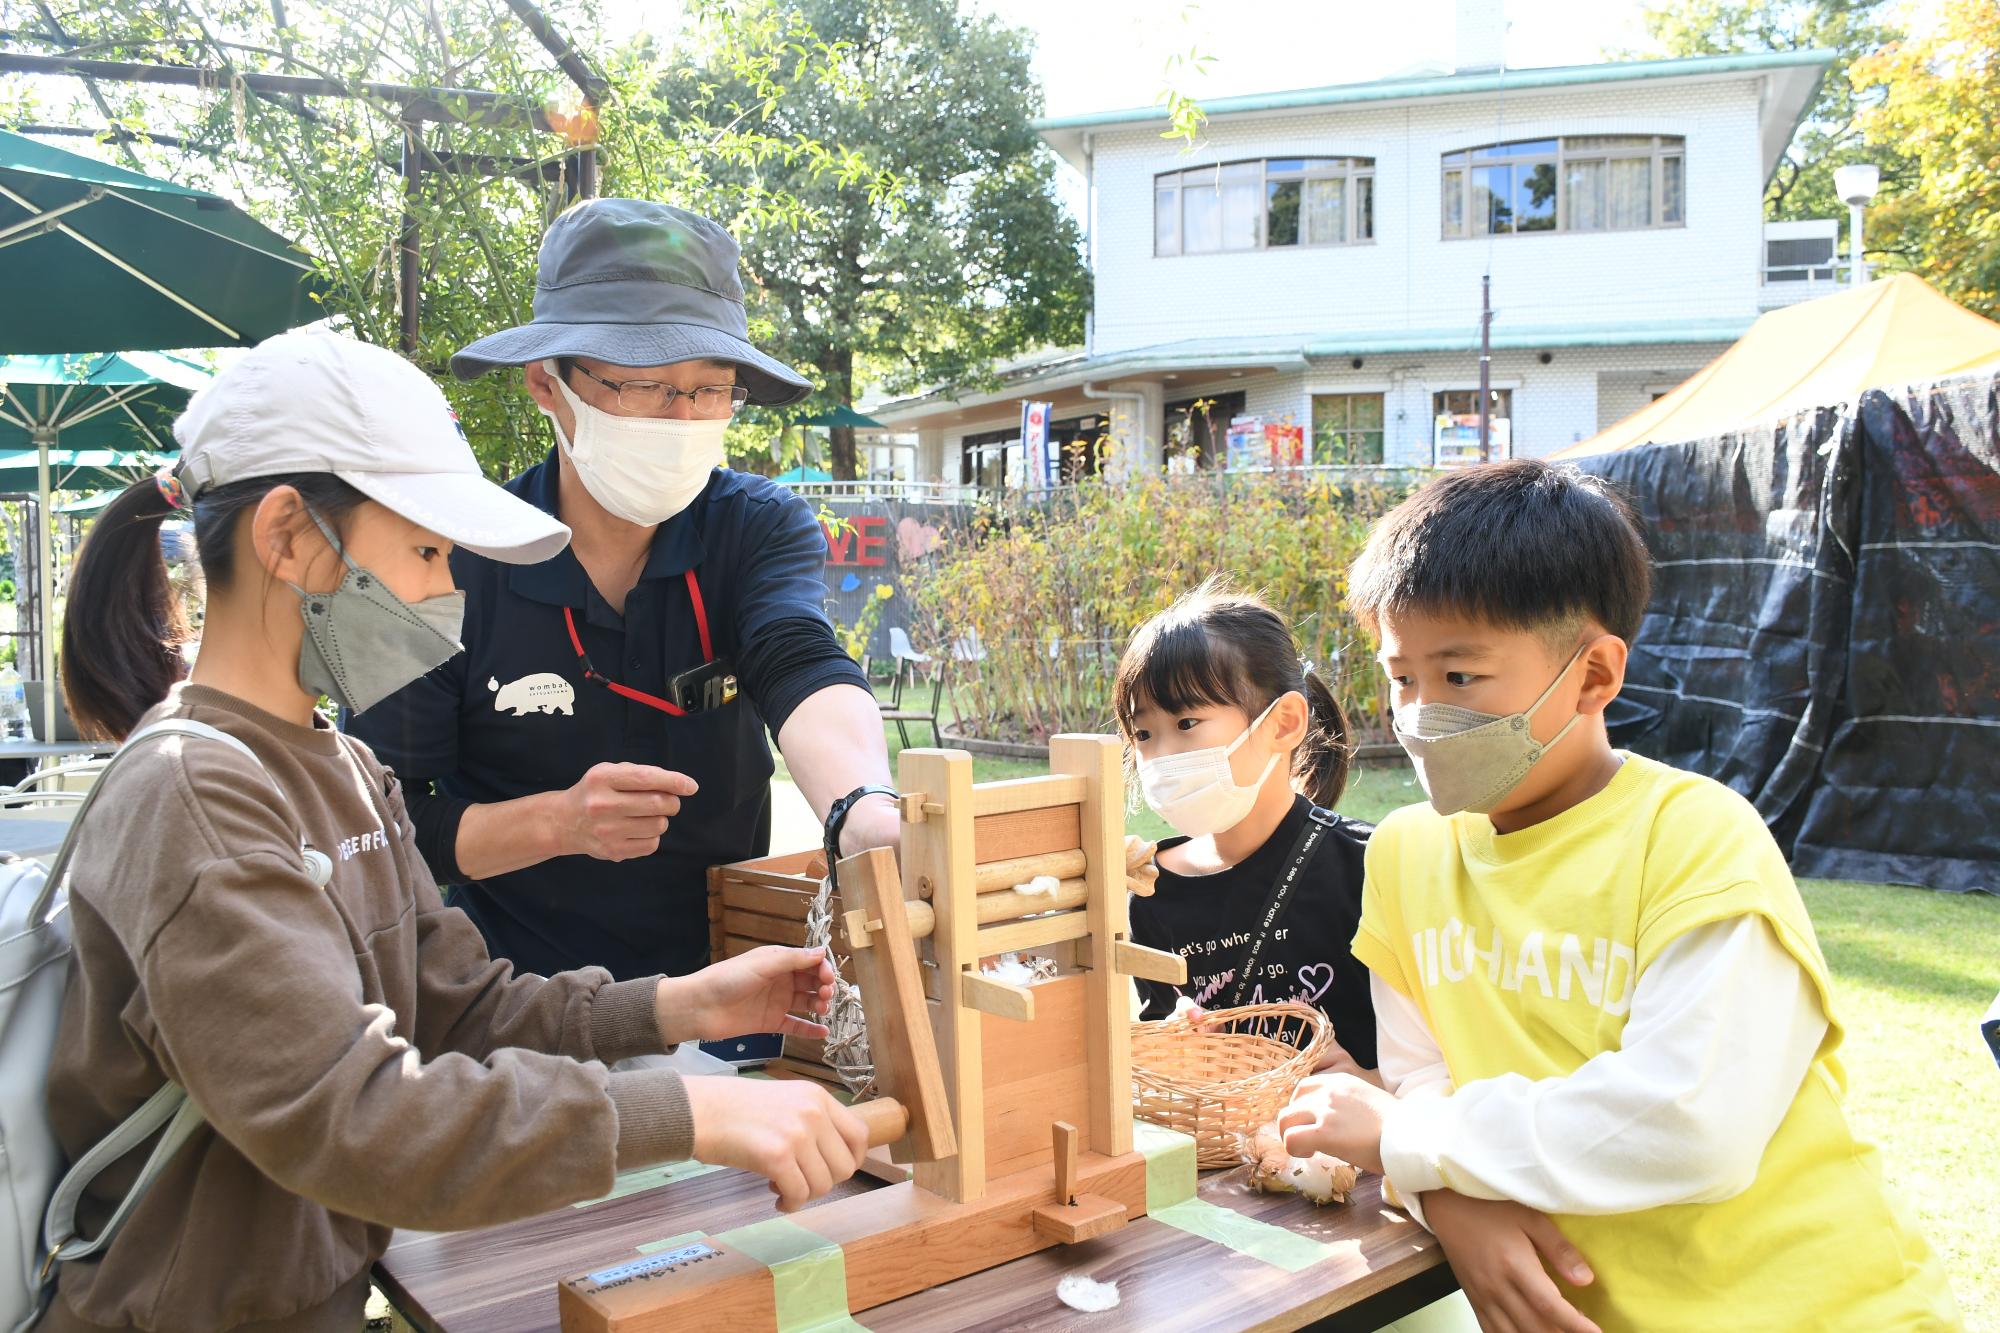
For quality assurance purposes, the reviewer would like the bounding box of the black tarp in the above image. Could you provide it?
[1581,368,2000,894]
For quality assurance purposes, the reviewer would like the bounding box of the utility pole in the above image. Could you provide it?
[1834,163,1880,290]
[1478,273,1493,463]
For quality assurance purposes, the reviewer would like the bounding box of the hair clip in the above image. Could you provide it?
[154,469,190,512]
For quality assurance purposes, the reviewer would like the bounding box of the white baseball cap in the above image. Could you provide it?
[172,333,570,564]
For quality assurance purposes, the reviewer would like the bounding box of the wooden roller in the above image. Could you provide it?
[849,882,1088,941]
[963,839,1159,900]
[852,1096,910,1148]
[976,878,1087,923]
[973,849,1086,892]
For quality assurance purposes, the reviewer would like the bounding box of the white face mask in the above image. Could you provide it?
[1137,697,1283,838]
[540,360,726,527]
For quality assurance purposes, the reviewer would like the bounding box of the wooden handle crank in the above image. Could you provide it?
[851,1096,911,1148]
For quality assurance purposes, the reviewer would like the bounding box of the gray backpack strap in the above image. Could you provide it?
[36,716,329,1281]
[38,1088,202,1280]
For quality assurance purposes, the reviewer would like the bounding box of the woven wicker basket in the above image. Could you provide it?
[1130,1002,1332,1169]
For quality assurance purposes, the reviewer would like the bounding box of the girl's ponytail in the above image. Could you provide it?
[1296,666,1353,810]
[62,477,191,741]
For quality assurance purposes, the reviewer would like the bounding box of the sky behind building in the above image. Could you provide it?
[975,0,1654,120]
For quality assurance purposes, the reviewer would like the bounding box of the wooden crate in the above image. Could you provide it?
[707,848,846,1078]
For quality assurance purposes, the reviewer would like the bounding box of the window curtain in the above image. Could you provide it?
[1302,178,1346,244]
[1606,158,1652,229]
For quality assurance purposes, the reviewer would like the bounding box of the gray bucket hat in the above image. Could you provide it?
[450,198,812,406]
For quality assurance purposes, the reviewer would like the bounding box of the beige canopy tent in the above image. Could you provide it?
[1557,274,2000,459]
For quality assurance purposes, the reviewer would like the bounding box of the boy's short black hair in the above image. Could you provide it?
[1347,458,1651,643]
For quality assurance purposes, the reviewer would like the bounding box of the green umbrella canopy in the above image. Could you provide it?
[0,350,207,453]
[52,490,120,514]
[0,448,162,494]
[0,129,324,353]
[792,403,884,430]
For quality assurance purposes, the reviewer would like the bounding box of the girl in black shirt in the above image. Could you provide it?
[1117,579,1377,1078]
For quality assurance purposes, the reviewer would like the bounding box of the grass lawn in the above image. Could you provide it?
[829,708,1999,1326]
[1799,879,1998,1329]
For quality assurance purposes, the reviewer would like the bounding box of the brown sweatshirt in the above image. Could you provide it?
[38,684,695,1332]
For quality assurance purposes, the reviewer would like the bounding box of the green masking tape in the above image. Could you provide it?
[716,1216,871,1333]
[628,1218,869,1331]
[571,1158,723,1209]
[1134,1120,1355,1273]
[1136,1119,1199,1209]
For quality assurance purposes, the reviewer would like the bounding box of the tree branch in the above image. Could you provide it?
[30,1,144,168]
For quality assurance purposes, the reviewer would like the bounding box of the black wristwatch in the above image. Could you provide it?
[824,783,899,882]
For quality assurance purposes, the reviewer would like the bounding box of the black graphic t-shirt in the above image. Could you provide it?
[1131,794,1377,1069]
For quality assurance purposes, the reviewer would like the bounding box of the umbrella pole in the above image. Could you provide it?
[33,428,54,740]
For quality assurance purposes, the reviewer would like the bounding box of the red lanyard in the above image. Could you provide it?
[562,568,713,717]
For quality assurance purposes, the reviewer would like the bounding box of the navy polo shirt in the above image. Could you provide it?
[346,450,866,980]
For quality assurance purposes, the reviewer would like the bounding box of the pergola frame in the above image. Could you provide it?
[0,0,606,351]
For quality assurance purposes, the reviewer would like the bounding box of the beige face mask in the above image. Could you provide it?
[1392,645,1588,815]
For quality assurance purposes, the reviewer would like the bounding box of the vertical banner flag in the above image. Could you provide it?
[1022,400,1056,487]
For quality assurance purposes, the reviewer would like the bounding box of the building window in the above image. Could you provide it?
[1049,414,1107,483]
[1442,136,1684,238]
[1156,158,1376,256]
[1432,389,1513,467]
[1163,392,1244,470]
[1310,394,1385,464]
[960,425,1021,490]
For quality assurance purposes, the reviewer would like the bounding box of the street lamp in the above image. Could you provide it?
[1834,162,1880,289]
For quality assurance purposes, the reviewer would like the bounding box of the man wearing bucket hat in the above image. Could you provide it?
[347,199,898,983]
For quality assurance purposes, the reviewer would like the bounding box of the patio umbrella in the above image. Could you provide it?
[793,404,885,429]
[51,491,119,515]
[0,351,207,729]
[0,128,323,354]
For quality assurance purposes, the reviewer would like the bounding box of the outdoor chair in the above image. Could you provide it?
[3,758,107,804]
[882,656,948,749]
[881,627,945,747]
[880,626,931,710]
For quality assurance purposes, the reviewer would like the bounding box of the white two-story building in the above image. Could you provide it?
[869,12,1837,484]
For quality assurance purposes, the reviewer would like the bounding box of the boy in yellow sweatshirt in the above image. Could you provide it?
[1278,459,1960,1332]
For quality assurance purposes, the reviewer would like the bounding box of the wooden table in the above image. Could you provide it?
[377,1160,1450,1332]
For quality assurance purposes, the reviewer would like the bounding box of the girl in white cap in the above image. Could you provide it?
[36,334,868,1332]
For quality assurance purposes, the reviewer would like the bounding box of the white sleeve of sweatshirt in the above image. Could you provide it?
[1375,913,1827,1218]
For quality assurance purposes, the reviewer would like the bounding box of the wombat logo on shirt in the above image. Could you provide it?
[489,673,575,717]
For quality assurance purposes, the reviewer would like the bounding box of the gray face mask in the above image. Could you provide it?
[1392,645,1588,816]
[289,512,465,715]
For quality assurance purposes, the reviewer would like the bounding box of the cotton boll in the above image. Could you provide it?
[1245,1121,1358,1206]
[1285,1153,1360,1205]
[1056,1272,1121,1312]
[1014,874,1061,899]
[1247,1122,1293,1186]
[981,952,1058,986]
[982,952,1036,986]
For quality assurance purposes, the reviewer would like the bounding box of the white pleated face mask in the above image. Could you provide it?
[541,360,726,527]
[1136,697,1283,838]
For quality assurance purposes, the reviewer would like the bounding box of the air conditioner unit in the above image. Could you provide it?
[1764,219,1840,282]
